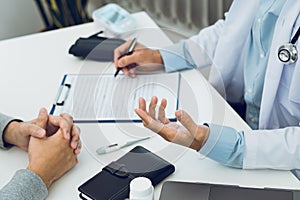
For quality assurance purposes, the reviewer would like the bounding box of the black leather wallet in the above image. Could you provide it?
[78,146,175,200]
[69,31,125,62]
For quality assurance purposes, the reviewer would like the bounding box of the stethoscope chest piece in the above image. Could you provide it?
[278,43,298,64]
[278,26,300,64]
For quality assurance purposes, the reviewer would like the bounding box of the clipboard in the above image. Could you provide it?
[50,73,180,122]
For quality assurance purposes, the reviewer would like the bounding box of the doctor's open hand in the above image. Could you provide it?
[114,40,164,78]
[134,96,210,151]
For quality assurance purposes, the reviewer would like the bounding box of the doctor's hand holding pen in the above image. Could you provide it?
[114,39,164,78]
[134,96,210,151]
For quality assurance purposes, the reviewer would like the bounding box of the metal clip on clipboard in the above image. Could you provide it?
[55,83,71,105]
[50,83,71,114]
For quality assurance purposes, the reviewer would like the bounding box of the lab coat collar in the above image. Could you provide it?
[209,0,259,100]
[259,0,300,129]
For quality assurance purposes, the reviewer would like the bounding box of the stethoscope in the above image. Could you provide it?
[278,26,300,64]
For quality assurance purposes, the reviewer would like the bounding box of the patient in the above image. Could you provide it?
[0,108,81,200]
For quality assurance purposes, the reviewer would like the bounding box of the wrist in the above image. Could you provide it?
[27,164,52,189]
[193,125,210,151]
[3,121,21,146]
[153,50,163,65]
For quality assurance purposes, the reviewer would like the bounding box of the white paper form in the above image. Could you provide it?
[51,73,180,122]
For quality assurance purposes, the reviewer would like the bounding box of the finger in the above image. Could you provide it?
[60,114,74,140]
[60,113,73,126]
[158,98,170,123]
[118,54,138,77]
[23,124,46,138]
[121,67,129,76]
[35,108,49,130]
[135,108,163,133]
[48,116,71,140]
[135,108,150,126]
[175,110,198,135]
[148,96,158,119]
[70,125,80,149]
[128,67,136,78]
[118,53,137,68]
[114,40,132,67]
[74,140,81,155]
[116,57,129,75]
[114,50,121,68]
[138,97,146,111]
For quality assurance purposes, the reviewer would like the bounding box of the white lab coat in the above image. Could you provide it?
[186,0,300,169]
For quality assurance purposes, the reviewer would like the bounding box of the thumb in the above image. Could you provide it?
[35,108,49,130]
[175,110,198,134]
[24,124,46,138]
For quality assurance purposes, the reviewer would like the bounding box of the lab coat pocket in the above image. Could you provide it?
[288,63,300,103]
[287,16,300,103]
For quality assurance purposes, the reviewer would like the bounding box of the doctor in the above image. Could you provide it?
[114,0,300,170]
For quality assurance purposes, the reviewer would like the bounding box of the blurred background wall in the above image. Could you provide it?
[88,0,233,39]
[0,0,232,41]
[0,0,44,40]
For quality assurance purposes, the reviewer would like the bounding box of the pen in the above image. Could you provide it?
[114,37,137,77]
[96,136,150,155]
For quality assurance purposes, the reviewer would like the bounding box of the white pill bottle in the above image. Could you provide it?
[129,177,154,200]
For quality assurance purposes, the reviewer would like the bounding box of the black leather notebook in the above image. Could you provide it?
[78,146,175,200]
[69,31,125,62]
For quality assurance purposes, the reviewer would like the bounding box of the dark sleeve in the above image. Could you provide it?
[0,113,16,149]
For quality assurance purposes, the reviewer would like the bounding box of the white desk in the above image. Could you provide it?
[0,12,300,200]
